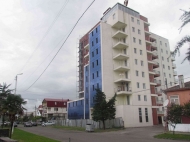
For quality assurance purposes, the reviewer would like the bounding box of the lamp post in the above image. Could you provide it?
[15,73,23,95]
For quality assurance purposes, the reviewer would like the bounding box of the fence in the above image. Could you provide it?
[168,124,190,132]
[55,117,124,129]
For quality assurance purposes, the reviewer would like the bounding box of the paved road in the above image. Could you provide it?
[17,125,186,142]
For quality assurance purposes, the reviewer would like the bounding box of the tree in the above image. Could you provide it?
[171,9,190,63]
[2,94,26,138]
[167,103,182,134]
[182,101,190,118]
[0,83,12,128]
[92,89,116,130]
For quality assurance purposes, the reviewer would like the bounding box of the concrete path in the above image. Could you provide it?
[17,125,187,142]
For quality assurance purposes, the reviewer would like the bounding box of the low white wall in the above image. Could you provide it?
[168,124,190,132]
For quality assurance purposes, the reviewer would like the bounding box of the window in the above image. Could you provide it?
[170,82,172,86]
[168,66,170,70]
[162,56,164,60]
[139,108,142,122]
[132,27,135,32]
[133,37,136,43]
[92,52,94,57]
[96,60,98,65]
[134,48,137,53]
[123,49,126,54]
[166,50,168,54]
[113,13,115,19]
[92,73,94,79]
[96,49,98,54]
[137,82,140,88]
[85,66,88,71]
[125,71,128,78]
[54,108,58,111]
[86,98,88,104]
[169,74,171,78]
[96,38,98,43]
[144,95,147,101]
[92,41,94,46]
[123,38,126,43]
[92,62,94,68]
[96,27,98,33]
[55,102,57,105]
[92,85,94,91]
[161,49,163,53]
[137,19,140,24]
[131,17,134,22]
[139,39,141,45]
[167,58,169,62]
[138,29,141,34]
[135,59,138,65]
[81,100,82,105]
[122,28,125,32]
[48,107,51,111]
[136,70,138,76]
[138,95,141,101]
[86,76,88,82]
[163,64,165,68]
[141,61,143,66]
[97,83,99,89]
[160,41,162,45]
[170,96,179,105]
[145,108,149,122]
[127,96,130,105]
[97,71,99,77]
[140,50,142,55]
[143,83,146,89]
[76,101,77,106]
[165,43,167,47]
[92,31,94,36]
[164,73,166,77]
[86,87,88,93]
[142,72,145,77]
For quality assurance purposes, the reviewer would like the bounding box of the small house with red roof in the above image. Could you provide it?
[42,98,69,120]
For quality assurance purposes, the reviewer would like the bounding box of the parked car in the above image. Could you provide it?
[37,121,41,125]
[31,122,37,126]
[13,122,17,127]
[42,121,55,127]
[24,122,32,127]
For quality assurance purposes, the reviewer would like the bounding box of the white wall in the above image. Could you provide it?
[168,124,190,132]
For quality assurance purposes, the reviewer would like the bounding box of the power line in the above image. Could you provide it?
[18,0,70,73]
[24,0,96,91]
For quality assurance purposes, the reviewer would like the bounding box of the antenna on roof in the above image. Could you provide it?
[124,0,129,6]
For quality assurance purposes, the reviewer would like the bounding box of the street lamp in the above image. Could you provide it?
[15,73,23,95]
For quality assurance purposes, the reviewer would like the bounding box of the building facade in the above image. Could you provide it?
[68,2,177,127]
[42,98,69,120]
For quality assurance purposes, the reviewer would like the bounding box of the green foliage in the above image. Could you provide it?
[182,101,190,117]
[23,115,29,122]
[92,89,116,129]
[12,128,59,142]
[154,133,190,141]
[171,8,190,63]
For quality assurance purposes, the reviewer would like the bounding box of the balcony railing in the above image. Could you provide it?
[172,63,176,69]
[153,70,160,75]
[113,41,129,50]
[114,62,130,72]
[112,30,128,39]
[116,87,132,95]
[156,100,163,105]
[113,53,129,60]
[157,111,164,114]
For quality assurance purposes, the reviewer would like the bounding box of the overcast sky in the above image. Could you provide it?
[0,0,189,111]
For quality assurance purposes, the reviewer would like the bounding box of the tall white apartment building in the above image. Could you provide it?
[68,3,177,127]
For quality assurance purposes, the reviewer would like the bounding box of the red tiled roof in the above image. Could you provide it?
[43,98,69,102]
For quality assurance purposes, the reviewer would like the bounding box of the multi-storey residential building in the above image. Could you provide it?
[42,98,69,120]
[68,2,177,127]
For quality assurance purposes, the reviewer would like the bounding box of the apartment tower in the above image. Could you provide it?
[67,3,177,127]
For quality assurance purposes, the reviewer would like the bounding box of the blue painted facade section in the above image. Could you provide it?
[84,65,90,119]
[89,25,102,108]
[67,99,84,119]
[68,24,102,119]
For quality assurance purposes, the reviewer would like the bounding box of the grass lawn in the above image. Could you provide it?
[12,128,59,142]
[154,133,190,141]
[53,125,124,132]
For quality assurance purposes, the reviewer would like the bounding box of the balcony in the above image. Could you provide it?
[84,43,89,49]
[156,100,163,105]
[150,79,157,86]
[144,28,151,36]
[113,42,129,50]
[155,90,162,96]
[84,52,89,58]
[112,21,127,29]
[114,63,130,72]
[145,37,152,45]
[116,87,132,96]
[172,63,176,69]
[175,78,178,84]
[112,30,128,39]
[171,57,175,61]
[114,76,131,83]
[157,111,164,115]
[155,79,161,87]
[113,53,129,60]
[148,59,159,68]
[153,70,160,77]
[173,71,177,76]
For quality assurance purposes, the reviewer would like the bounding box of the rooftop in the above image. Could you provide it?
[43,98,69,102]
[165,81,190,92]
